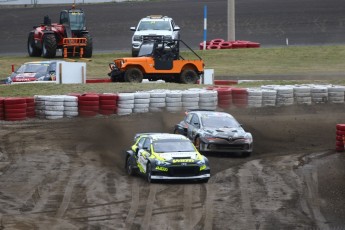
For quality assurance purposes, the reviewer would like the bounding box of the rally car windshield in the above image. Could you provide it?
[16,64,48,74]
[153,140,195,153]
[201,115,240,128]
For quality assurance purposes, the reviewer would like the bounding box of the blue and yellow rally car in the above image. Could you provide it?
[125,133,210,183]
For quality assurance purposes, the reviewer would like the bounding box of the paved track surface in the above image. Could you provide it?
[1,104,345,229]
[0,0,344,55]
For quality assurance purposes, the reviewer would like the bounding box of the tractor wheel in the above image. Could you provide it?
[180,69,198,84]
[124,68,143,83]
[81,34,93,58]
[27,32,42,57]
[42,34,57,58]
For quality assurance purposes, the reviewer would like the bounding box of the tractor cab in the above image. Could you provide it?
[59,8,86,36]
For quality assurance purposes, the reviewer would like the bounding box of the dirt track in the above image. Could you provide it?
[1,104,345,229]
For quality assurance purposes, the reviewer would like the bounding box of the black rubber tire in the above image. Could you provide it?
[146,163,153,183]
[27,32,42,57]
[124,68,143,83]
[194,137,201,151]
[132,49,138,57]
[81,33,93,58]
[180,69,198,84]
[126,156,135,176]
[42,34,57,58]
[173,129,179,134]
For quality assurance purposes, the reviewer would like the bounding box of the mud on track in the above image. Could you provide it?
[1,104,345,229]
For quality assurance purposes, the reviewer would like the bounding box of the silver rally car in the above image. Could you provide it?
[174,110,253,157]
[125,133,210,183]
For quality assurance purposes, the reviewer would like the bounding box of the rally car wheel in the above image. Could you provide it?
[146,163,154,183]
[126,156,135,176]
[194,137,201,151]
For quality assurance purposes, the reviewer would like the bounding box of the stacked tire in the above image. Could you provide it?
[336,124,345,152]
[327,85,345,104]
[293,85,312,105]
[247,88,262,108]
[78,94,99,117]
[26,97,35,118]
[34,95,65,120]
[214,87,232,109]
[99,93,118,116]
[149,90,166,113]
[261,88,277,107]
[182,90,200,110]
[64,96,79,118]
[133,92,150,113]
[4,98,27,121]
[199,90,217,110]
[232,88,248,108]
[165,90,183,112]
[0,98,4,120]
[274,86,294,106]
[310,85,328,104]
[117,93,135,115]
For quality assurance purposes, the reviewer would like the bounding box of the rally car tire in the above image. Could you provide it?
[194,137,201,151]
[146,163,154,183]
[126,156,136,176]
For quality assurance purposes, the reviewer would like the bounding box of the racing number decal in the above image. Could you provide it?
[138,149,149,172]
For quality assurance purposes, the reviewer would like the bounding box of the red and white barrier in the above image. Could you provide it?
[336,124,345,152]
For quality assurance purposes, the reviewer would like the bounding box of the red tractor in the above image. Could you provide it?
[27,5,93,58]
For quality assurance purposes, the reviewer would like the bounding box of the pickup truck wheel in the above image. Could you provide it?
[124,68,143,83]
[180,69,198,84]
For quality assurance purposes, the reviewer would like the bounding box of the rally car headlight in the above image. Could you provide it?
[196,158,205,166]
[155,159,171,166]
[244,133,253,143]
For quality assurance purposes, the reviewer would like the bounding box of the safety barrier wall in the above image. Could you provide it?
[199,38,260,50]
[1,84,345,121]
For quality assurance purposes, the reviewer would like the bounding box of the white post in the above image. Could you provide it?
[227,0,235,41]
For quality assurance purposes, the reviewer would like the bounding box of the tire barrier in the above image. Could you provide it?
[4,97,27,121]
[165,90,183,112]
[310,85,328,104]
[182,90,200,110]
[64,95,79,118]
[117,93,135,115]
[336,124,345,152]
[133,92,150,113]
[2,83,345,122]
[232,87,248,108]
[148,90,166,113]
[26,97,35,118]
[199,89,218,110]
[0,97,4,120]
[247,88,263,108]
[200,39,260,50]
[35,95,65,120]
[327,85,345,104]
[261,89,277,107]
[78,94,100,117]
[293,85,312,105]
[99,93,118,116]
[211,87,232,109]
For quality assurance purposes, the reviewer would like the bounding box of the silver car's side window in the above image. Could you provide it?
[185,113,193,124]
[191,114,200,127]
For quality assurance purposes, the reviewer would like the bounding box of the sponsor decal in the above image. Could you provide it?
[172,159,194,163]
[155,166,168,172]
